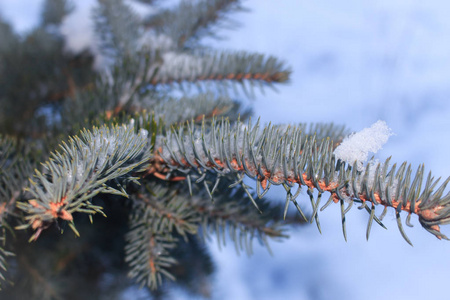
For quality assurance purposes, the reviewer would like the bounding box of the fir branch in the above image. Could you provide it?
[131,184,201,238]
[146,0,243,48]
[0,137,28,212]
[2,1,449,297]
[100,51,160,115]
[148,117,450,244]
[125,213,178,290]
[0,136,32,288]
[41,0,73,27]
[0,22,94,138]
[64,49,271,128]
[17,255,64,300]
[16,123,151,241]
[0,216,14,289]
[134,0,157,4]
[93,0,142,58]
[125,180,287,289]
[63,61,249,131]
[62,51,161,128]
[152,93,250,125]
[150,50,291,96]
[0,17,17,54]
[190,181,288,255]
[125,183,194,290]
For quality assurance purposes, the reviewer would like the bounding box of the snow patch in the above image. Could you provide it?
[333,120,393,171]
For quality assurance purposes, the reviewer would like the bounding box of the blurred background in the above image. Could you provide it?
[1,0,450,299]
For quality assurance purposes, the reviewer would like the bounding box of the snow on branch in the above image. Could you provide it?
[333,120,393,171]
[146,118,450,245]
[15,115,450,247]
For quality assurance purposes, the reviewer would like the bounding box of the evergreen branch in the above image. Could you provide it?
[148,117,450,244]
[3,0,448,296]
[63,50,270,128]
[62,51,161,128]
[125,182,197,290]
[41,0,73,27]
[0,136,28,211]
[125,210,178,290]
[0,136,32,288]
[17,255,63,300]
[189,180,288,255]
[152,93,250,125]
[134,0,157,4]
[64,67,248,131]
[0,17,17,54]
[131,184,201,238]
[0,211,14,289]
[150,50,291,96]
[16,123,151,241]
[63,51,282,128]
[146,0,243,48]
[0,23,94,137]
[0,232,13,289]
[93,0,141,58]
[125,180,287,289]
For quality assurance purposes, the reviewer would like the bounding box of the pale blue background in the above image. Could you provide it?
[1,1,450,299]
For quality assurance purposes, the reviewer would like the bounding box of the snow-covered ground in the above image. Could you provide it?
[2,1,450,299]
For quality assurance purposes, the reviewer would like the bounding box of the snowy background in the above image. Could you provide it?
[2,0,450,299]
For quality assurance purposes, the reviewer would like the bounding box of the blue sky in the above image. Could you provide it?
[1,1,450,299]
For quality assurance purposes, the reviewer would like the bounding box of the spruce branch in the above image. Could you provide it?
[125,197,179,290]
[61,51,159,130]
[134,0,157,4]
[0,137,30,214]
[16,254,64,300]
[63,49,281,128]
[41,0,73,27]
[125,182,198,290]
[189,180,288,256]
[125,180,287,289]
[148,117,450,244]
[152,93,251,125]
[0,136,32,288]
[131,184,201,238]
[0,210,13,288]
[94,0,141,58]
[2,0,449,297]
[146,0,243,48]
[0,18,95,137]
[0,17,17,54]
[89,51,159,117]
[16,123,151,241]
[151,50,291,96]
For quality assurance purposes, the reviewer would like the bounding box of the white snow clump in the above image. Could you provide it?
[333,120,393,171]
